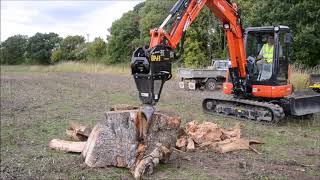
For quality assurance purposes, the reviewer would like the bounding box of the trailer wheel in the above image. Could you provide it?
[205,79,217,91]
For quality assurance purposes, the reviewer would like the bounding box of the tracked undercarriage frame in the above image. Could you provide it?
[203,92,320,123]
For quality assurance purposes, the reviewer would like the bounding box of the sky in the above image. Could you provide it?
[1,0,143,42]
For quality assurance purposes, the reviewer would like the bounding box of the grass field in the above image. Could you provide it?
[1,65,319,179]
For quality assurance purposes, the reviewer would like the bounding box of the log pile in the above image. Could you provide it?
[49,105,263,179]
[176,121,262,153]
[49,121,91,152]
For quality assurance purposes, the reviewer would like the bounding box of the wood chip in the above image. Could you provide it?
[186,137,195,151]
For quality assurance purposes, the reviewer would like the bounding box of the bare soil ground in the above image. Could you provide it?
[1,67,320,179]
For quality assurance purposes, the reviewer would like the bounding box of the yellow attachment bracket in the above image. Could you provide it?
[309,84,320,89]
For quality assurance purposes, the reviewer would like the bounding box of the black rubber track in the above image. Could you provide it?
[202,95,285,124]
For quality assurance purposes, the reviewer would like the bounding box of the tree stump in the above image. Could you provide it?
[81,110,181,179]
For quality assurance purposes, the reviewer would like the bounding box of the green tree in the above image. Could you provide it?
[26,33,62,64]
[106,11,140,63]
[59,35,86,61]
[238,0,320,66]
[50,49,63,63]
[138,0,176,43]
[182,7,225,67]
[88,37,106,58]
[74,43,88,61]
[183,33,208,67]
[0,35,28,64]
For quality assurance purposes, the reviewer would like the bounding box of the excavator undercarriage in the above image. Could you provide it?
[203,91,320,123]
[203,96,284,123]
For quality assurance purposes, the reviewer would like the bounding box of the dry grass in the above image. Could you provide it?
[1,62,130,76]
[44,61,181,79]
[2,62,319,90]
[45,61,130,75]
[291,64,320,90]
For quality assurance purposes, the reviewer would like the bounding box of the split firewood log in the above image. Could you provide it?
[66,121,92,141]
[66,129,87,141]
[186,137,195,151]
[186,121,222,144]
[110,104,139,111]
[49,139,86,153]
[69,121,92,137]
[214,139,263,153]
[133,143,171,179]
[220,123,243,140]
[176,136,187,151]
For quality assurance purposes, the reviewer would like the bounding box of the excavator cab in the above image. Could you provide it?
[209,27,319,122]
[222,26,320,118]
[244,26,291,89]
[224,26,293,99]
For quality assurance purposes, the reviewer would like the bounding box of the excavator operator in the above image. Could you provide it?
[256,35,274,71]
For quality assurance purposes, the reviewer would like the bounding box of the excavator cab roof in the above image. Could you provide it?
[245,25,290,34]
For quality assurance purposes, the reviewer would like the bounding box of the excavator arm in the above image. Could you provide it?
[150,0,246,78]
[131,0,247,122]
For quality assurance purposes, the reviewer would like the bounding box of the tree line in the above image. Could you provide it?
[0,33,107,65]
[1,0,319,67]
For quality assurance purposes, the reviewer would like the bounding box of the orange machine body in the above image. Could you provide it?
[148,0,293,100]
[223,64,293,98]
[223,82,292,98]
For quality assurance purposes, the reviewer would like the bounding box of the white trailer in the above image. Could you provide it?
[177,59,230,91]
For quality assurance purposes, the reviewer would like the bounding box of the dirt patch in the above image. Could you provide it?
[1,70,319,179]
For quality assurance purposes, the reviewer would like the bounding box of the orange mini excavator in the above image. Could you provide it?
[131,0,320,124]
